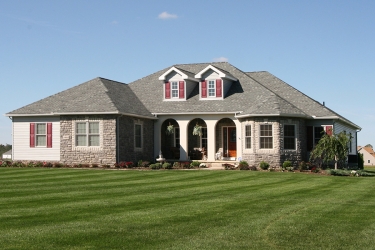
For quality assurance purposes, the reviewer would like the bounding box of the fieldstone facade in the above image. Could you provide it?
[240,117,305,167]
[60,115,117,165]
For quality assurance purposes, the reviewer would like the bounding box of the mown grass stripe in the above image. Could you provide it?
[1,168,375,249]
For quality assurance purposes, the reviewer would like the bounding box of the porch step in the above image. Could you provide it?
[208,163,225,170]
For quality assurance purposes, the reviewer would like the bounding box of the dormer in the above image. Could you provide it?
[195,65,238,100]
[159,67,199,101]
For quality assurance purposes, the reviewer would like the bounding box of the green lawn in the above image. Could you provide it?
[1,168,374,249]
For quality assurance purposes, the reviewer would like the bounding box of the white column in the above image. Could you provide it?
[178,120,189,160]
[234,119,242,161]
[205,120,217,161]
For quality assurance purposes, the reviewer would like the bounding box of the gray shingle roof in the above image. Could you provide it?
[6,62,360,129]
[7,77,153,118]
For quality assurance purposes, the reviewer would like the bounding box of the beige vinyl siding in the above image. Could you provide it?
[13,116,60,161]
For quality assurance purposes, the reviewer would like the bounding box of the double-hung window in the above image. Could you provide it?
[76,121,100,146]
[284,125,296,150]
[260,124,273,149]
[30,122,52,148]
[171,81,178,98]
[208,80,215,97]
[314,126,324,145]
[135,124,142,149]
[245,125,251,149]
[36,123,46,146]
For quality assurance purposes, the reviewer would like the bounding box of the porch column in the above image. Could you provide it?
[178,120,189,161]
[234,119,242,161]
[205,120,217,161]
[153,118,163,159]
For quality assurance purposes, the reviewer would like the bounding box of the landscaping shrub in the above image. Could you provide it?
[282,160,293,171]
[150,163,162,170]
[199,163,207,168]
[162,163,172,169]
[173,162,181,169]
[248,165,257,171]
[53,162,63,168]
[91,163,99,168]
[238,160,249,170]
[298,161,307,171]
[101,164,111,168]
[259,161,269,170]
[182,162,192,169]
[190,161,200,168]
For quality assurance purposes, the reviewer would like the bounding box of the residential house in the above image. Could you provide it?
[5,62,361,167]
[358,146,375,166]
[2,150,12,160]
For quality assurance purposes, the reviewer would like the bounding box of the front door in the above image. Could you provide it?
[223,127,237,158]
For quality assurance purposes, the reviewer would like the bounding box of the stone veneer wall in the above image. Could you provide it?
[60,115,117,165]
[240,117,306,167]
[118,116,154,163]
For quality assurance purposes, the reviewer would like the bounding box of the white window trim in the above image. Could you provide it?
[283,124,296,151]
[73,118,103,150]
[259,124,273,149]
[207,79,216,98]
[35,123,47,147]
[134,121,143,151]
[245,124,251,149]
[171,81,179,99]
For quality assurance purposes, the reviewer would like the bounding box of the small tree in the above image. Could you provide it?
[310,131,351,169]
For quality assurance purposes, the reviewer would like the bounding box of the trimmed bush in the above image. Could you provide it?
[259,161,269,170]
[190,161,200,168]
[150,163,162,170]
[162,163,172,169]
[283,160,293,171]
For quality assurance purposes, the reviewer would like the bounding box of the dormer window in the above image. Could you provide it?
[159,67,198,101]
[208,80,216,97]
[164,81,185,100]
[171,81,179,98]
[195,65,236,100]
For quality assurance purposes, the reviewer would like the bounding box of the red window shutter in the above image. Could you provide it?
[216,79,222,97]
[165,82,170,99]
[30,123,35,148]
[325,126,333,136]
[47,123,52,148]
[306,126,313,151]
[201,80,207,98]
[179,81,184,99]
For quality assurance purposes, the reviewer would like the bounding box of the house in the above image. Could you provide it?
[2,150,12,160]
[5,62,361,167]
[358,146,375,166]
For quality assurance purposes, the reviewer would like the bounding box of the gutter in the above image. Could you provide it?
[5,111,157,120]
[152,111,242,117]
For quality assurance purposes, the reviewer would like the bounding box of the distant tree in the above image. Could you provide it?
[365,144,373,148]
[310,132,351,170]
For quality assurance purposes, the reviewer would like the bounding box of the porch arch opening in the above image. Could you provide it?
[187,118,207,160]
[161,118,180,159]
[215,118,237,160]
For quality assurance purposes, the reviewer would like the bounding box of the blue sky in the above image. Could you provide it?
[0,0,374,146]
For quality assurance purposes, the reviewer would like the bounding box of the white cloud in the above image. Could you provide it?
[111,20,119,25]
[213,57,229,62]
[158,11,178,20]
